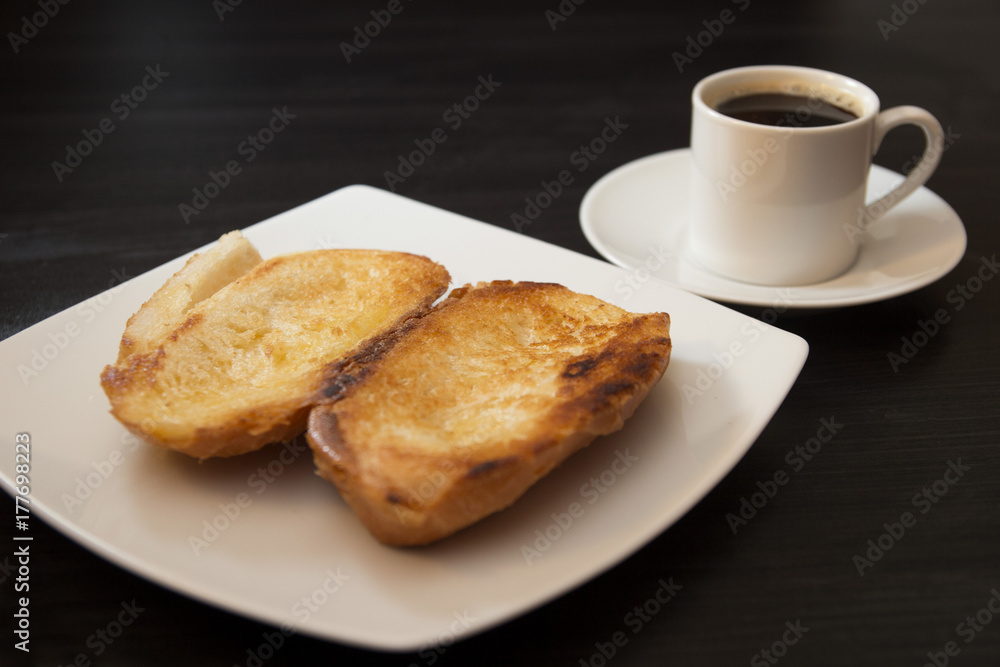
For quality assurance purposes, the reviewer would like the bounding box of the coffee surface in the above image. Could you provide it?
[715,92,858,127]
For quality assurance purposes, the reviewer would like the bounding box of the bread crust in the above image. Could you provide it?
[307,281,671,546]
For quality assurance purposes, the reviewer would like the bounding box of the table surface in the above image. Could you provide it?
[2,1,999,665]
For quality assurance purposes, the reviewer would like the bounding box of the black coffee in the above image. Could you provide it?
[715,92,858,127]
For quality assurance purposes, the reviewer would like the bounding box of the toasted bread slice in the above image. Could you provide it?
[101,247,450,459]
[307,281,671,546]
[116,231,263,363]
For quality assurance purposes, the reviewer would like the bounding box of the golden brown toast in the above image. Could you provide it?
[101,242,450,459]
[307,281,671,546]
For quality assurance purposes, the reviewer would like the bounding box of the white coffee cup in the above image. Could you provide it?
[688,65,945,286]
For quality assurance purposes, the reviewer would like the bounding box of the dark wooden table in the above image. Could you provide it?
[3,1,999,664]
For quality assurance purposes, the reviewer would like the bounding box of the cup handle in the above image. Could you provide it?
[862,106,945,226]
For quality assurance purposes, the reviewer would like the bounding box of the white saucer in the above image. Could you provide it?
[580,148,967,308]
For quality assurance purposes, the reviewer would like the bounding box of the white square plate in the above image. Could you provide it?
[0,185,808,651]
